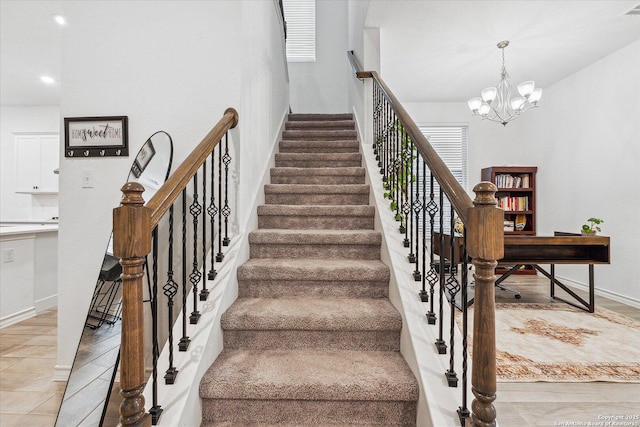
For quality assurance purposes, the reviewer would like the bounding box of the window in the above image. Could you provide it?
[418,126,467,191]
[414,125,468,234]
[282,0,315,62]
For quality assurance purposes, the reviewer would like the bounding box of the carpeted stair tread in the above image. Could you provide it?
[282,129,358,141]
[248,229,381,260]
[237,258,390,299]
[221,298,401,331]
[270,167,365,184]
[258,204,374,217]
[288,113,353,121]
[201,400,416,426]
[275,154,362,168]
[258,205,374,230]
[279,139,359,153]
[285,120,356,130]
[237,258,389,282]
[200,349,419,402]
[264,184,370,206]
[271,167,365,177]
[249,229,380,245]
[265,183,369,193]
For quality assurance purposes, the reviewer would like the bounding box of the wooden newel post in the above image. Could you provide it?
[113,182,152,427]
[465,182,504,427]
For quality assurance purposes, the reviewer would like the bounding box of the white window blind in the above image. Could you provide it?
[282,0,316,62]
[414,126,468,234]
[419,126,468,191]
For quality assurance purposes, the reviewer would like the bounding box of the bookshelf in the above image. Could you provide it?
[481,166,537,235]
[482,166,537,275]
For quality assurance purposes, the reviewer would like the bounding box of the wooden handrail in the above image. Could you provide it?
[147,108,238,227]
[347,52,473,225]
[350,50,501,427]
[113,108,238,426]
[347,50,369,80]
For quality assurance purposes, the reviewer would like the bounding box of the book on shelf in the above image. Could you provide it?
[504,220,515,232]
[498,196,529,211]
[495,173,530,189]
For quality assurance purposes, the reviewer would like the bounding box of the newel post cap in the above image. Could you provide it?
[113,182,152,259]
[466,181,504,260]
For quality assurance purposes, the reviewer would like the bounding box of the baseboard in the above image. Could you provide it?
[555,274,640,310]
[0,307,37,329]
[54,364,72,382]
[35,294,57,313]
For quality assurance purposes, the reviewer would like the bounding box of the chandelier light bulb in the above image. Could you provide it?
[511,97,526,111]
[517,81,535,98]
[468,41,542,126]
[481,87,497,104]
[529,88,543,105]
[468,97,482,113]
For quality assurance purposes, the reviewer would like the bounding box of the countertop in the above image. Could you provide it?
[0,223,59,237]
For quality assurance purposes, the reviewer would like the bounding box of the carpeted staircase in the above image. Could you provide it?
[199,113,419,426]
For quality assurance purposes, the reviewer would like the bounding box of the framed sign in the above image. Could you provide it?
[64,116,128,157]
[130,138,156,178]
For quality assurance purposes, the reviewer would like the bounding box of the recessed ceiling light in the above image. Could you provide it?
[40,75,56,85]
[53,14,66,26]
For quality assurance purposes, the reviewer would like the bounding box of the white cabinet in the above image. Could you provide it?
[15,134,60,194]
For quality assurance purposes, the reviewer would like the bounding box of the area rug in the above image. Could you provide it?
[462,303,640,382]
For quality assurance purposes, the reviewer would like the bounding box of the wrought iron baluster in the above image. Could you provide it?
[200,160,209,301]
[458,230,471,424]
[425,173,438,320]
[411,148,421,281]
[381,101,388,178]
[445,210,460,387]
[149,228,163,424]
[216,142,224,262]
[419,158,429,300]
[372,85,377,152]
[222,133,231,246]
[378,87,384,160]
[189,174,202,325]
[394,116,402,229]
[401,134,411,244]
[164,206,179,384]
[179,189,190,351]
[436,187,447,354]
[208,151,218,281]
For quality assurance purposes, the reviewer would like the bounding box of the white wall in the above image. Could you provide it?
[0,105,60,220]
[288,0,350,113]
[56,0,289,377]
[520,40,640,304]
[403,40,640,305]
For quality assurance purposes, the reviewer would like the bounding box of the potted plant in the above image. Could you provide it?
[581,217,603,236]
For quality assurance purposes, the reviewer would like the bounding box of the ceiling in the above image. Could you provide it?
[1,1,639,106]
[0,1,63,106]
[367,0,640,102]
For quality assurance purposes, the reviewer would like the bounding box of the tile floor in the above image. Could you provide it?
[0,309,64,427]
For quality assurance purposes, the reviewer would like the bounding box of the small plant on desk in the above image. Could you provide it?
[581,217,603,236]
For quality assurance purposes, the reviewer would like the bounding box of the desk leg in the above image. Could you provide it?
[589,264,595,313]
[550,264,555,299]
[535,265,594,313]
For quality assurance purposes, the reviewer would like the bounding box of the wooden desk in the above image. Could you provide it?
[433,232,610,312]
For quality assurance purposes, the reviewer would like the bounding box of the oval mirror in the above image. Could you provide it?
[55,131,173,426]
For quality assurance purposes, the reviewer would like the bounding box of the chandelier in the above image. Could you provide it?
[467,41,542,126]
